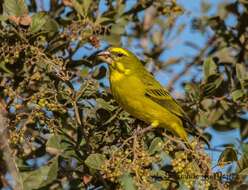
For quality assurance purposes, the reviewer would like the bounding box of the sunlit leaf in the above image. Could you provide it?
[96,98,116,112]
[236,63,248,89]
[201,75,224,96]
[203,57,217,81]
[46,134,69,155]
[95,16,113,25]
[148,137,163,155]
[208,107,224,124]
[0,61,14,75]
[185,83,201,101]
[82,0,92,14]
[21,157,58,189]
[119,173,136,190]
[231,89,244,102]
[101,34,121,46]
[30,13,58,34]
[3,0,27,16]
[72,0,84,17]
[237,154,248,174]
[0,15,8,21]
[85,153,106,170]
[43,17,59,34]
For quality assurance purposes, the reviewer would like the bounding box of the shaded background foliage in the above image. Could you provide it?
[0,0,248,189]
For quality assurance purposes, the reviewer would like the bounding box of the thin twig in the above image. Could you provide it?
[162,132,189,150]
[102,107,122,126]
[120,125,154,149]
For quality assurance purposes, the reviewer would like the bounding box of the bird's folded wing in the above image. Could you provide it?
[141,72,189,120]
[141,72,211,146]
[145,87,186,119]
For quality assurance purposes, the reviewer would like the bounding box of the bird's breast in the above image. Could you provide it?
[110,74,149,118]
[110,74,144,100]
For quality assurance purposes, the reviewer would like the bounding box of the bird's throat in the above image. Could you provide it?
[110,69,125,82]
[110,62,131,82]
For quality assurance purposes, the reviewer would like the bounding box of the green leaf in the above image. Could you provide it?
[43,17,59,34]
[95,16,113,25]
[0,61,14,75]
[96,98,116,112]
[47,135,63,149]
[116,4,126,16]
[30,13,58,34]
[3,0,27,16]
[237,154,248,174]
[201,98,215,110]
[21,157,58,189]
[155,181,170,189]
[208,107,224,124]
[82,0,92,14]
[231,89,244,102]
[111,24,125,35]
[85,153,106,170]
[148,137,163,155]
[0,15,8,21]
[72,0,85,17]
[201,75,223,96]
[236,63,248,81]
[203,57,217,81]
[184,83,201,101]
[239,168,248,176]
[119,173,136,190]
[241,143,248,155]
[46,134,76,158]
[220,100,229,111]
[150,170,167,178]
[218,147,237,166]
[46,134,66,155]
[111,17,127,35]
[196,111,210,126]
[101,34,121,46]
[30,13,48,34]
[236,63,248,88]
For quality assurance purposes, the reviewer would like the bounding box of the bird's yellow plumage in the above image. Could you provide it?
[98,47,191,142]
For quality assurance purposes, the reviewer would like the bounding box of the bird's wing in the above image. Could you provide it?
[140,71,210,146]
[141,72,189,120]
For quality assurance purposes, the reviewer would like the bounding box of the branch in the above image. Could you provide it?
[0,111,23,190]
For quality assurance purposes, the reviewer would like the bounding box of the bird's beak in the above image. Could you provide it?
[97,50,113,65]
[98,51,110,57]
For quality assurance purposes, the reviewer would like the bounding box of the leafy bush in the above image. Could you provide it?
[0,0,247,189]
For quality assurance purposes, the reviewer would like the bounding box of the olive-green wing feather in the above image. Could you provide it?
[138,67,210,146]
[140,71,189,121]
[145,88,187,118]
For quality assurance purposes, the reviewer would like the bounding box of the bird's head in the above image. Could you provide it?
[97,47,142,74]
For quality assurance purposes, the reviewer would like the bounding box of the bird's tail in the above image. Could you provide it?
[185,121,210,148]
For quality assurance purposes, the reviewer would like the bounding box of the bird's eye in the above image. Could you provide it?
[117,53,124,57]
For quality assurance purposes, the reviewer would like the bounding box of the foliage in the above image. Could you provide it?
[0,0,247,189]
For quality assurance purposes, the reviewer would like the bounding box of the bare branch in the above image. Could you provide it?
[0,111,23,190]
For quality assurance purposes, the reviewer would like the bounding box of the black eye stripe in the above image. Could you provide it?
[116,53,124,57]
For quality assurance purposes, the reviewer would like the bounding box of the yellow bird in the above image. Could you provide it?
[98,47,193,143]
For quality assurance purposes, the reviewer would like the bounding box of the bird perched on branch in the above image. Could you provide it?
[98,47,206,146]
